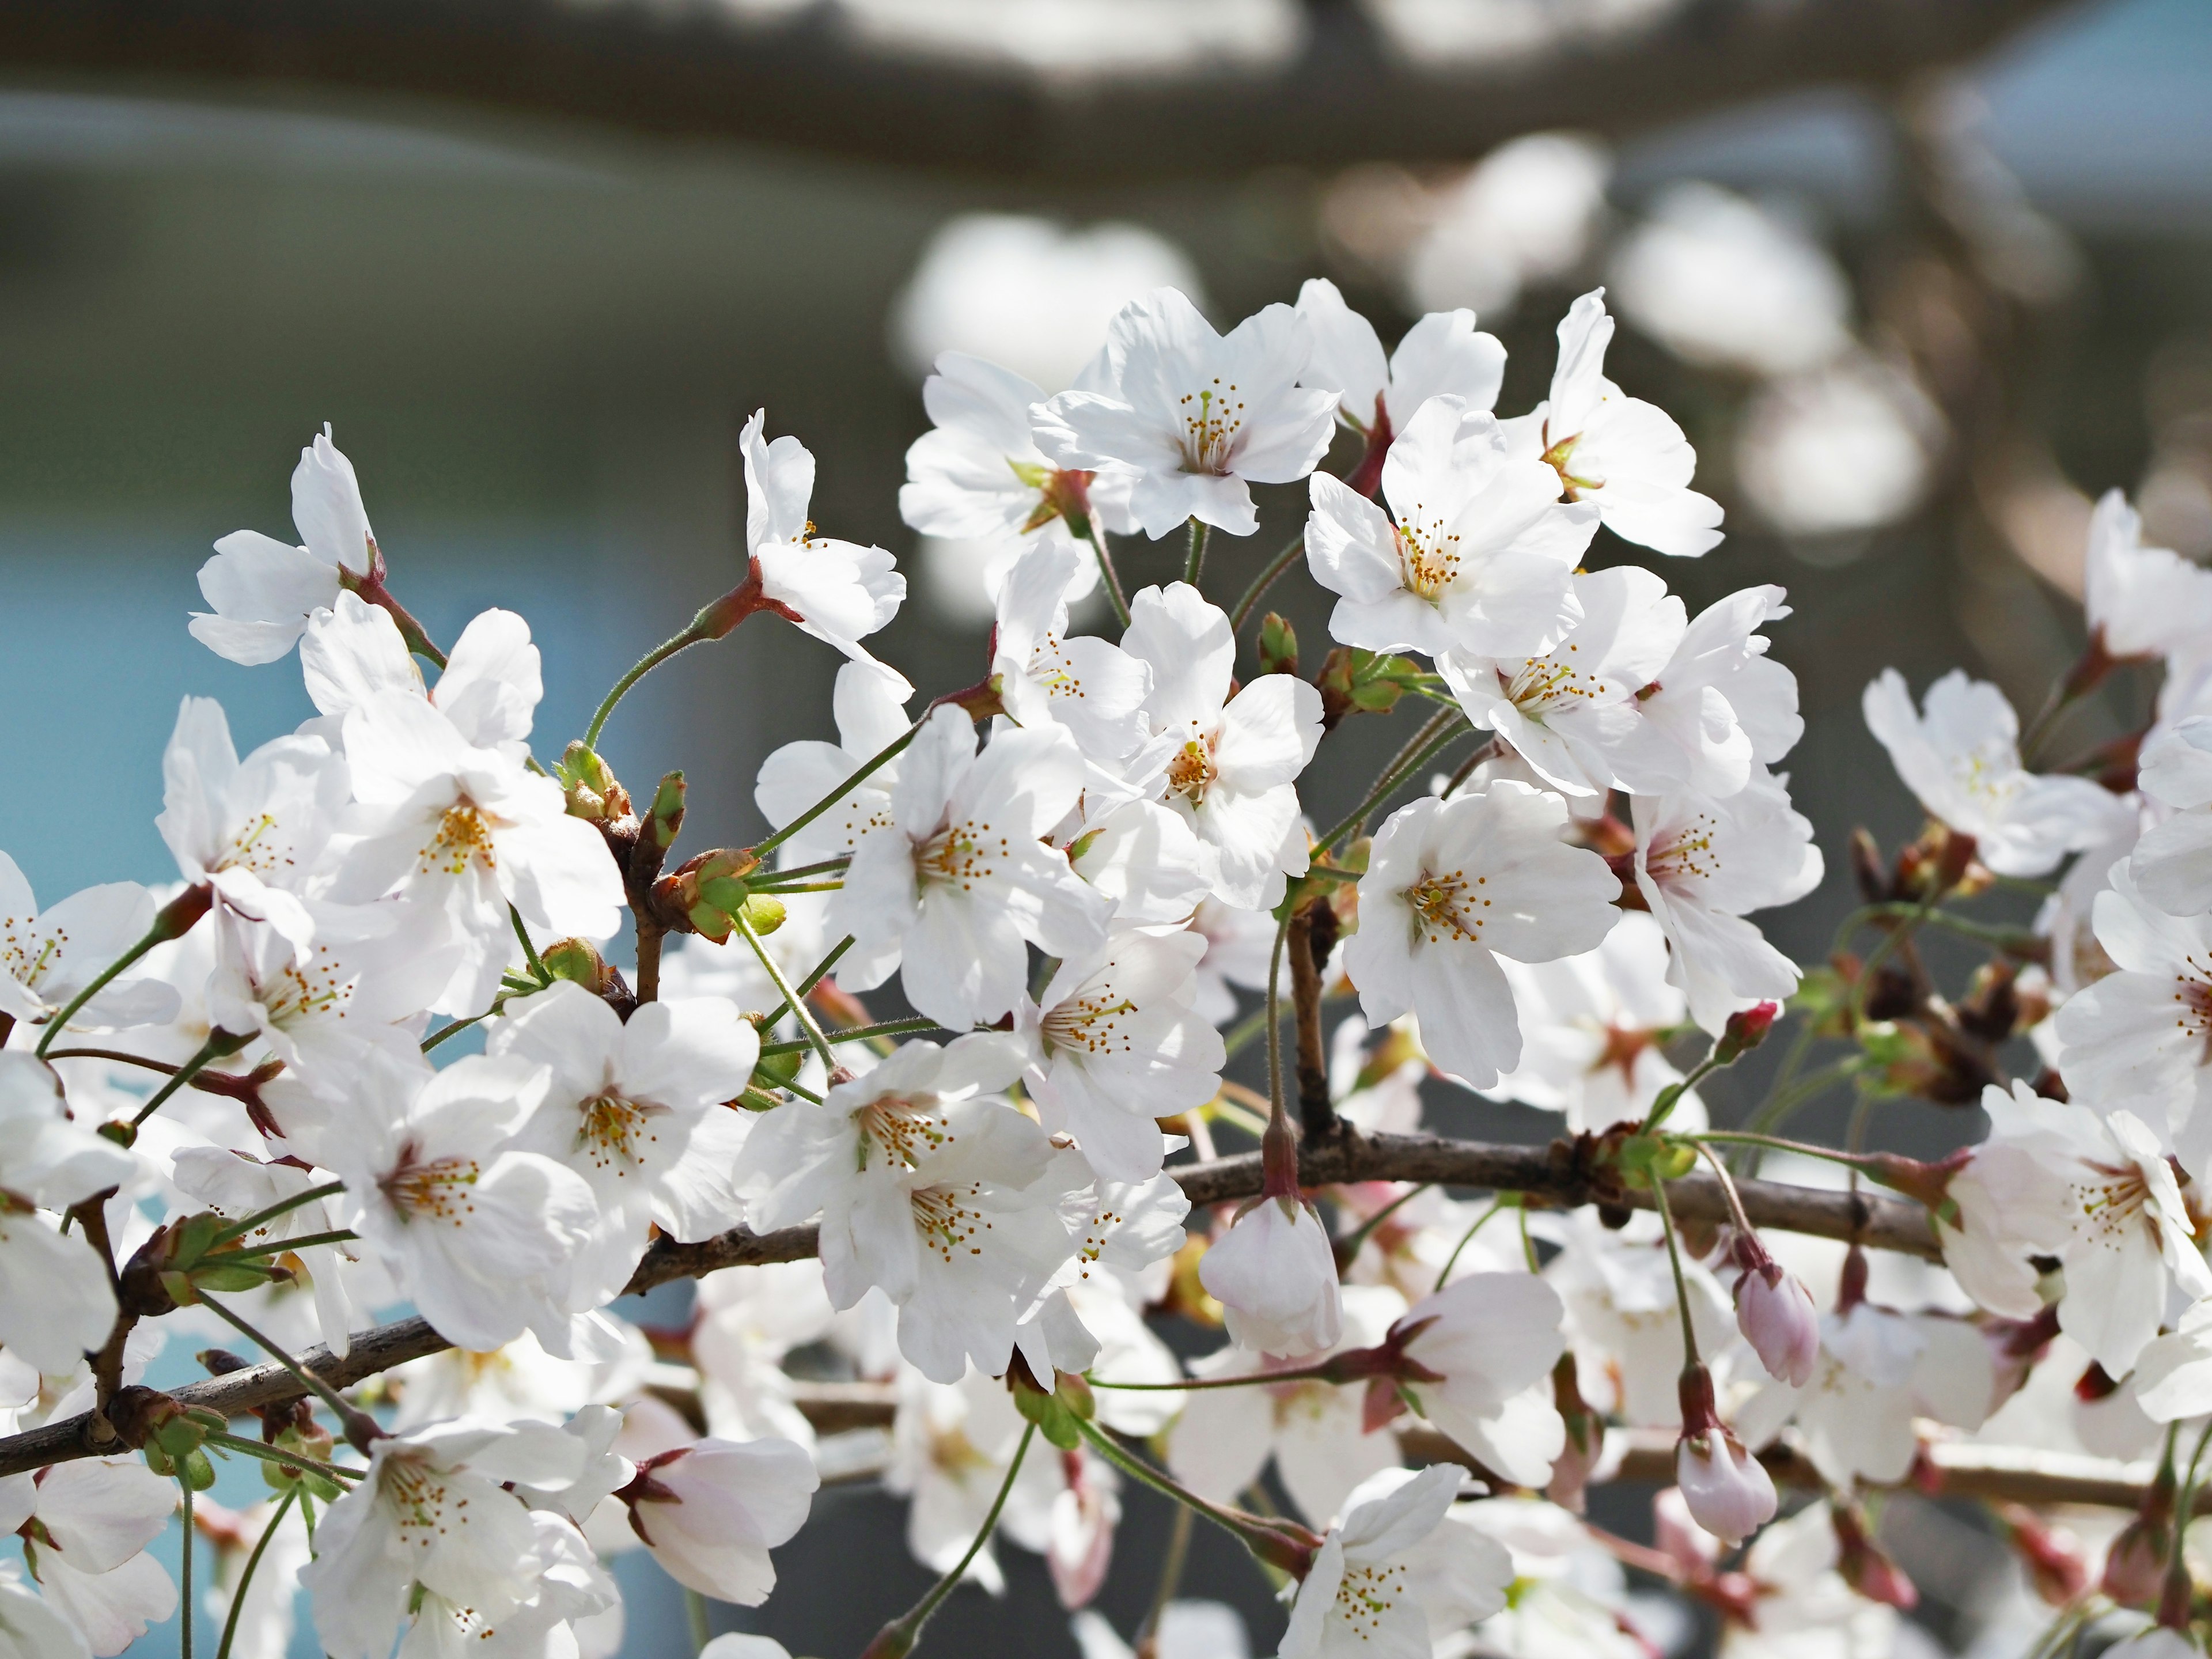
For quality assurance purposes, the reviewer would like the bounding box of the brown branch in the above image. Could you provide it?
[0,1129,1933,1478]
[0,0,2079,185]
[1286,908,1335,1141]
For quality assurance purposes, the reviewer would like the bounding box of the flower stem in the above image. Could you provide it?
[1432,1196,1511,1294]
[510,907,551,987]
[1264,917,1290,1127]
[1071,1417,1316,1576]
[684,1588,712,1654]
[1142,1502,1195,1648]
[213,1181,347,1247]
[736,909,836,1071]
[35,884,212,1057]
[1228,531,1305,634]
[132,1032,251,1127]
[1313,707,1468,858]
[756,934,854,1030]
[757,1018,937,1058]
[225,1229,358,1259]
[180,1476,194,1659]
[1691,1141,1759,1238]
[754,726,919,861]
[1084,510,1133,630]
[862,1423,1035,1659]
[1184,519,1210,588]
[1650,1176,1702,1368]
[583,621,712,750]
[1336,1184,1431,1264]
[1087,1363,1332,1392]
[195,1294,381,1453]
[213,1487,297,1659]
[203,1430,362,1485]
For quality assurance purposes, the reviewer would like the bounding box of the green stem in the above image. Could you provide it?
[867,1423,1035,1657]
[1265,918,1289,1123]
[735,910,836,1070]
[1313,708,1468,858]
[1142,1503,1195,1649]
[758,1018,937,1058]
[195,1294,378,1449]
[214,1181,347,1247]
[35,889,209,1057]
[747,856,852,889]
[180,1476,194,1659]
[1649,1176,1700,1368]
[213,1487,297,1659]
[1692,1130,1903,1183]
[1336,1184,1431,1263]
[1071,1418,1300,1563]
[583,623,711,749]
[1432,1196,1510,1294]
[1228,531,1306,634]
[1084,510,1134,631]
[757,934,854,1029]
[684,1588,712,1655]
[1088,1362,1335,1392]
[225,1229,358,1259]
[203,1430,361,1485]
[132,1034,247,1127]
[421,1004,505,1052]
[510,907,551,987]
[755,728,919,861]
[1184,519,1210,588]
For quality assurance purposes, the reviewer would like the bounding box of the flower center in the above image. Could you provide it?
[262,945,350,1028]
[0,921,60,993]
[380,1147,480,1226]
[2172,963,2212,1063]
[575,1092,664,1173]
[380,1456,459,1544]
[220,812,291,878]
[1501,646,1609,715]
[1165,739,1218,805]
[1043,987,1139,1058]
[1177,382,1244,476]
[917,817,1003,893]
[419,801,498,878]
[857,1094,953,1173]
[1395,508,1461,601]
[1332,1560,1409,1636]
[1406,868,1488,945]
[2073,1165,2151,1245]
[1647,811,1721,889]
[911,1183,990,1262]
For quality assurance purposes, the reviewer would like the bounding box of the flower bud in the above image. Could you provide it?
[1833,1502,1917,1610]
[555,741,633,823]
[1198,1192,1342,1359]
[1733,1244,1820,1387]
[1714,1001,1779,1066]
[1675,1429,1777,1546]
[2103,1514,2170,1608]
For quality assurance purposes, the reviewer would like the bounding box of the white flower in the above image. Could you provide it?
[1166,1286,1406,1529]
[1186,896,1282,1024]
[1505,289,1725,559]
[1035,289,1339,539]
[1636,585,1803,801]
[29,1555,172,1659]
[1303,395,1591,658]
[189,426,375,665]
[1547,1212,1733,1428]
[991,541,1153,764]
[1294,278,1506,435]
[1938,1082,2209,1375]
[1631,772,1822,1036]
[0,855,176,1033]
[834,708,1111,1029]
[1343,784,1619,1091]
[2086,488,2212,662]
[1391,1272,1569,1487]
[2054,865,2212,1173]
[619,1437,817,1604]
[330,688,624,1016]
[1278,1464,1510,1659]
[736,1035,1077,1382]
[740,410,904,661]
[692,1260,838,1448]
[20,1457,179,1659]
[2127,717,2212,916]
[1674,1430,1775,1548]
[491,980,759,1309]
[1020,930,1224,1182]
[1484,910,1701,1132]
[301,1418,586,1659]
[0,1055,132,1372]
[0,1559,88,1659]
[1063,799,1211,928]
[1199,1192,1343,1360]
[1122,584,1324,910]
[170,1146,380,1357]
[753,658,916,869]
[1439,565,1686,797]
[899,351,1130,604]
[1862,667,2131,876]
[320,1053,598,1353]
[156,696,348,959]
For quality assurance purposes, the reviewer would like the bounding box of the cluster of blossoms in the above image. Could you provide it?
[1,276,2210,1659]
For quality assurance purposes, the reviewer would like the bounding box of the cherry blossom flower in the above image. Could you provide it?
[0,1055,132,1372]
[1438,565,1686,797]
[1635,585,1804,800]
[1343,783,1619,1090]
[1862,668,2131,876]
[1303,395,1591,658]
[1675,1386,1775,1545]
[618,1437,817,1604]
[2127,717,2212,916]
[301,1417,586,1659]
[834,707,1111,1029]
[1505,289,1725,559]
[1199,1188,1344,1361]
[1294,278,1507,438]
[1185,896,1278,1024]
[169,1145,380,1357]
[319,1052,599,1353]
[2085,488,2212,663]
[990,541,1153,765]
[0,1559,88,1659]
[1121,582,1324,910]
[1631,773,1823,1036]
[740,410,904,661]
[1018,929,1224,1182]
[0,856,177,1033]
[899,351,1131,604]
[753,657,915,872]
[1278,1464,1511,1659]
[1389,1272,1569,1487]
[18,1457,179,1658]
[189,426,376,665]
[490,980,759,1309]
[1034,288,1339,539]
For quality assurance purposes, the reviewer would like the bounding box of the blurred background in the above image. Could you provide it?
[0,0,2206,1653]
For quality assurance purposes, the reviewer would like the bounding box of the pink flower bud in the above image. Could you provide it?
[1714,1001,1779,1065]
[1675,1430,1777,1545]
[1734,1258,1820,1387]
[1834,1504,1918,1610]
[2101,1514,2169,1608]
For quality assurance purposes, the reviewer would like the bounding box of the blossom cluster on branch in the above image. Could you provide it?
[0,276,2207,1659]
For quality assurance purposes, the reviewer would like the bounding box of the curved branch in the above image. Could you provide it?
[0,1129,1933,1478]
[0,0,2077,185]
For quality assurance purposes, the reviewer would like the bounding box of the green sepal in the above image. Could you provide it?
[1258,613,1298,677]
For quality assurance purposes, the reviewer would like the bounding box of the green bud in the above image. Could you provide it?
[555,742,632,822]
[741,895,787,937]
[1258,612,1298,677]
[1010,1370,1085,1450]
[645,771,687,851]
[750,1050,803,1092]
[541,938,611,990]
[697,874,751,915]
[180,1447,217,1492]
